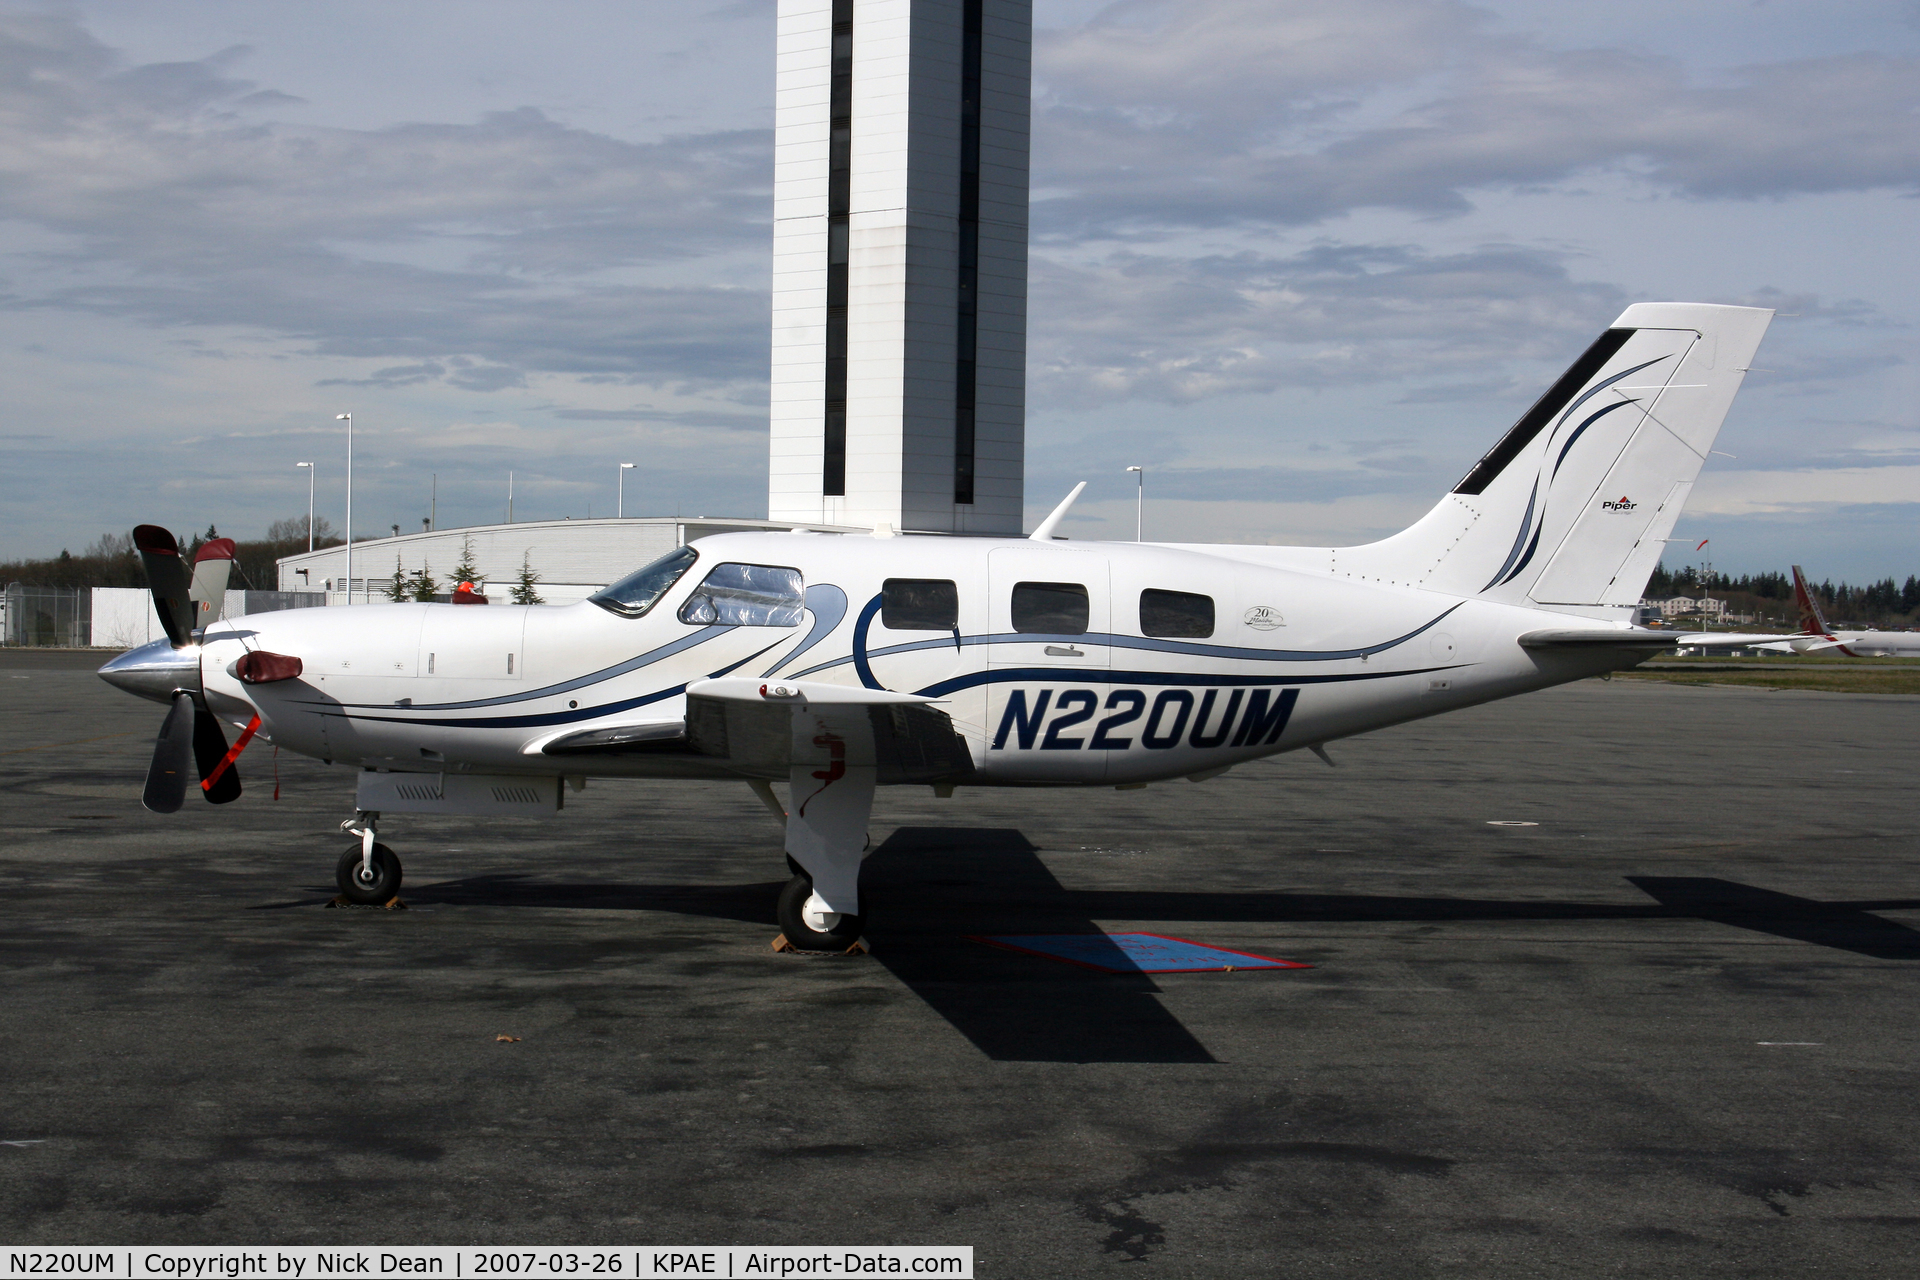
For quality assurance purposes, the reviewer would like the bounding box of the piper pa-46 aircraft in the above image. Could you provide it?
[101,302,1789,950]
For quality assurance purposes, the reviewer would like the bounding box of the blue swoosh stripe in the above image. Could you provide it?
[791,606,1462,679]
[336,637,787,729]
[326,624,738,712]
[1551,356,1665,433]
[763,584,847,678]
[1552,398,1640,479]
[913,664,1463,699]
[1483,481,1539,592]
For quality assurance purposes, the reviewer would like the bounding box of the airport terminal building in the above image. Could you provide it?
[275,516,859,605]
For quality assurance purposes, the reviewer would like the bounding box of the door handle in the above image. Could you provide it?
[1044,645,1084,657]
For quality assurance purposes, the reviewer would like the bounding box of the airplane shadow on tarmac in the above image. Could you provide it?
[368,828,1920,1064]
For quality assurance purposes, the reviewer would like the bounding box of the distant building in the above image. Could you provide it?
[1651,595,1725,619]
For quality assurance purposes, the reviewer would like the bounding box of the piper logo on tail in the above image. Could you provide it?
[1600,496,1637,512]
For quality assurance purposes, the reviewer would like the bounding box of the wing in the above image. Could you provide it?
[682,677,976,784]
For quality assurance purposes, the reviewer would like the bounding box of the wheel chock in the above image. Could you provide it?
[325,895,408,910]
[771,933,869,956]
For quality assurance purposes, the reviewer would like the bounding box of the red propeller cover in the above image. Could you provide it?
[194,538,237,563]
[133,525,181,558]
[236,651,303,684]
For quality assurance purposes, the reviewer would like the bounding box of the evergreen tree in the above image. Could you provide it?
[412,561,438,602]
[451,535,480,586]
[385,555,410,602]
[510,551,544,605]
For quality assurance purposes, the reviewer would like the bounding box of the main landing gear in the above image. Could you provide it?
[335,811,403,904]
[777,863,867,950]
[769,711,878,952]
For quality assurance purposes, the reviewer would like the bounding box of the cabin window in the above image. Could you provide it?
[678,562,805,627]
[1140,588,1214,639]
[589,545,698,618]
[882,579,958,630]
[1011,581,1089,635]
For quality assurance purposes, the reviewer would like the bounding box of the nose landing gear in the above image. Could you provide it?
[334,811,403,905]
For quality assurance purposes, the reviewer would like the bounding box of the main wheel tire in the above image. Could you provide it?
[336,842,402,904]
[776,872,865,950]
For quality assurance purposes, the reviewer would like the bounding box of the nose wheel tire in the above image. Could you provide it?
[336,842,402,904]
[776,872,865,950]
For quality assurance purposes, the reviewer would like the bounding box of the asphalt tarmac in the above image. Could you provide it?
[4,647,1918,1277]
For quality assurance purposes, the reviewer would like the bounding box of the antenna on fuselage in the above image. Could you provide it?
[1028,482,1087,542]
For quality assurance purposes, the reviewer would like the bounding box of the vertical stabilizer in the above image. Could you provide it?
[1332,303,1772,617]
[1792,565,1835,636]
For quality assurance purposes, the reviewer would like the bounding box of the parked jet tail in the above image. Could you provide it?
[1791,565,1836,637]
[1332,303,1773,618]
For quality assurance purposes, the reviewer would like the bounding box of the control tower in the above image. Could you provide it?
[768,0,1031,535]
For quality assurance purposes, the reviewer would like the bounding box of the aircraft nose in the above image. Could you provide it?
[98,638,202,705]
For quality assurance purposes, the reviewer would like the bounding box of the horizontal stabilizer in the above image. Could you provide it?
[1520,629,1796,649]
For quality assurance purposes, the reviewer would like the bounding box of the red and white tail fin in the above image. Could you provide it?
[1791,565,1835,637]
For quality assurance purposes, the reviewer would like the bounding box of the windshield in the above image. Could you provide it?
[588,545,699,618]
[677,562,805,627]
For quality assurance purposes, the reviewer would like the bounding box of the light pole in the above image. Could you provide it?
[618,462,635,518]
[1126,466,1144,541]
[337,413,353,601]
[507,470,514,524]
[296,462,315,552]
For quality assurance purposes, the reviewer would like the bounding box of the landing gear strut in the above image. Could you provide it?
[773,704,878,950]
[336,811,403,904]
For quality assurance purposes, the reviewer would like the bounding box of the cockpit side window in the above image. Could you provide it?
[589,545,698,618]
[678,563,805,627]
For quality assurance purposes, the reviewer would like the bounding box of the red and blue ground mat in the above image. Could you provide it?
[971,932,1311,974]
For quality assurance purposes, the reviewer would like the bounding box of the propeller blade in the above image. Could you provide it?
[133,525,197,649]
[190,537,237,628]
[192,704,242,805]
[142,692,196,813]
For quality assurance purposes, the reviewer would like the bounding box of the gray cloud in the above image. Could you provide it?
[1033,0,1920,236]
[1028,240,1628,406]
[551,407,766,431]
[0,14,771,390]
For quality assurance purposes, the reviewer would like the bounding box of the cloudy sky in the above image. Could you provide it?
[2,0,1916,579]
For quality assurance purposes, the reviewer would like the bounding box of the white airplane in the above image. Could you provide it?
[1784,564,1920,657]
[101,302,1793,951]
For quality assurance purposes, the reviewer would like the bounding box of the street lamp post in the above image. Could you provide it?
[337,414,354,602]
[618,462,636,518]
[1126,466,1144,541]
[508,471,514,524]
[296,462,315,552]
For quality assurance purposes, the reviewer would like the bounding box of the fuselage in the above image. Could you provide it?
[1791,631,1920,658]
[172,531,1638,790]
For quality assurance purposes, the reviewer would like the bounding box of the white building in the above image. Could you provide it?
[276,517,857,605]
[1653,596,1725,619]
